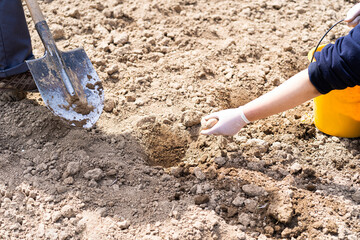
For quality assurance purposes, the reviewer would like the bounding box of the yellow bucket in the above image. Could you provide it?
[308,44,360,138]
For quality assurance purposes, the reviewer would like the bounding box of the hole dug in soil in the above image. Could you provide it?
[139,121,190,168]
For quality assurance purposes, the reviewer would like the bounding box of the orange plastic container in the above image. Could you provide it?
[308,45,360,138]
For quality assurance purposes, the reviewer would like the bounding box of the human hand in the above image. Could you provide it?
[200,107,250,136]
[345,3,360,28]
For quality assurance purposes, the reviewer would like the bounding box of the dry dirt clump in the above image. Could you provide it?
[1,0,360,239]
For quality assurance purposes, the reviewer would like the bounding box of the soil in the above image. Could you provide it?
[0,0,360,239]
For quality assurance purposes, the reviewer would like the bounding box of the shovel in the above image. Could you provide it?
[24,0,104,128]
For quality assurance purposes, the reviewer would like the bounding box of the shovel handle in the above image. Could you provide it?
[24,0,46,25]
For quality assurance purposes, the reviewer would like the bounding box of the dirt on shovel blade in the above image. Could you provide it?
[62,95,94,116]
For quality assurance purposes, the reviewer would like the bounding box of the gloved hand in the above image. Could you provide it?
[200,107,250,136]
[345,3,360,28]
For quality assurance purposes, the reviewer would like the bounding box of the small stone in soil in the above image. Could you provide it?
[227,206,238,218]
[118,220,130,230]
[352,191,360,203]
[194,195,209,205]
[242,184,267,197]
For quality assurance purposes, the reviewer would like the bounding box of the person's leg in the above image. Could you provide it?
[0,0,33,77]
[0,0,36,100]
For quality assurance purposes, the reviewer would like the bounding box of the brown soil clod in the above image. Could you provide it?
[63,94,94,115]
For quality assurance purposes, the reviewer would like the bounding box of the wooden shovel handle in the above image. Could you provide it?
[24,0,46,24]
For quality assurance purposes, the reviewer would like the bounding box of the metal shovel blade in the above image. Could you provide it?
[26,48,104,128]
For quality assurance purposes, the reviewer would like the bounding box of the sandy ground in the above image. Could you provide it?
[0,0,360,239]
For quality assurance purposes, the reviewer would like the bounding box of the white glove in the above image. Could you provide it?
[200,107,250,136]
[345,3,360,28]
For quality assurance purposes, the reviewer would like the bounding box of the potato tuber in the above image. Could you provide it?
[201,118,218,130]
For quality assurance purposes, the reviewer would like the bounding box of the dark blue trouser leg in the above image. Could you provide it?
[0,0,33,78]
